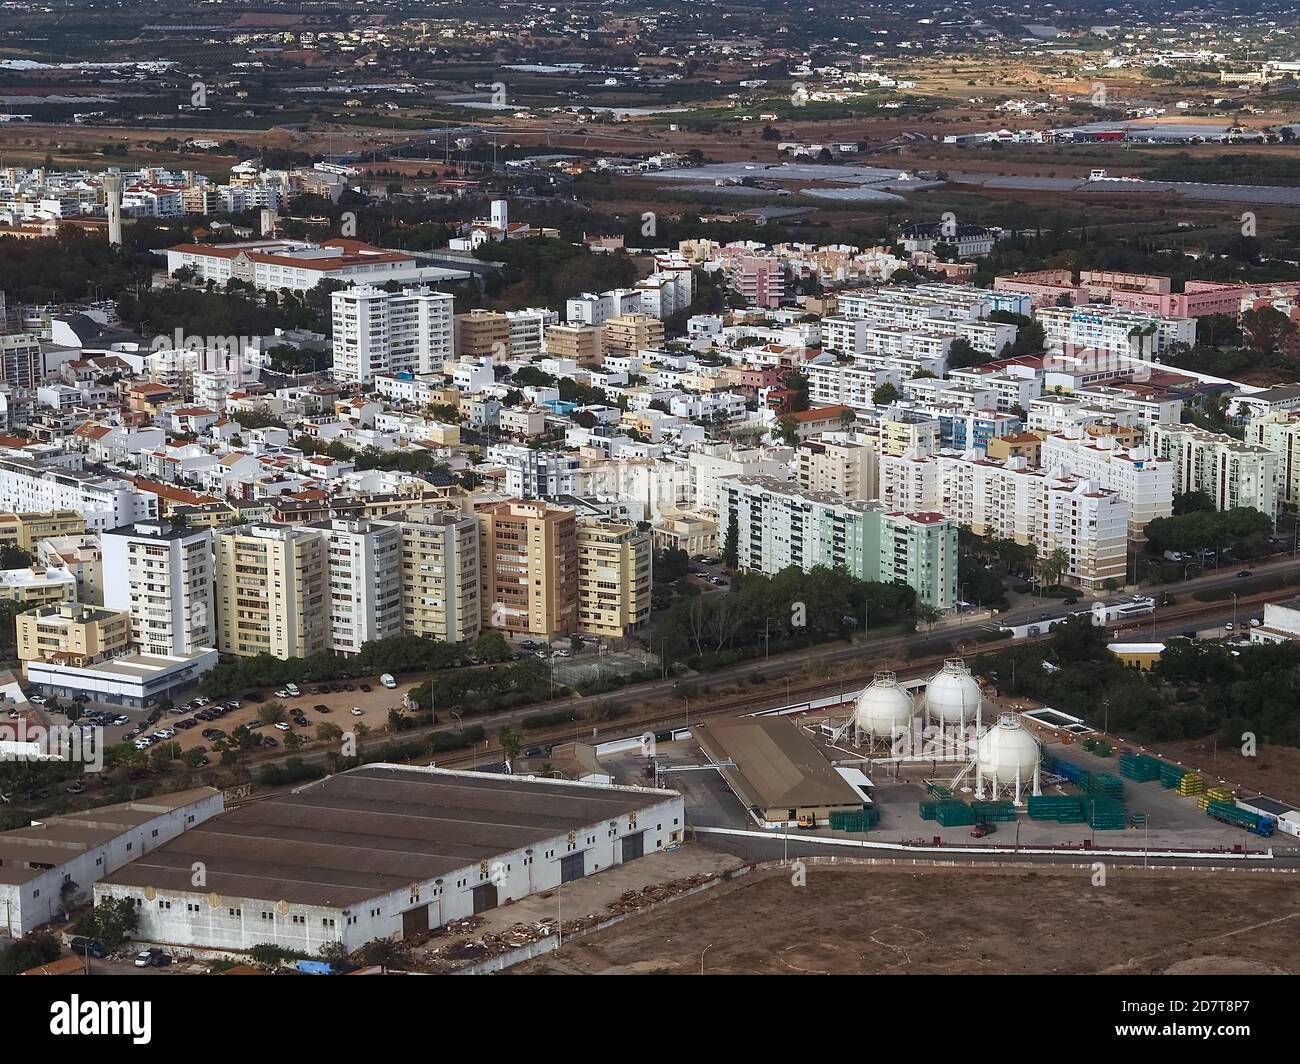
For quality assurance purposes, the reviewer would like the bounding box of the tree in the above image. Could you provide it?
[915,603,944,640]
[75,896,139,950]
[1041,546,1071,589]
[259,702,287,725]
[774,412,800,446]
[316,721,344,742]
[722,514,739,570]
[359,938,406,973]
[872,381,899,407]
[1241,306,1297,356]
[473,630,513,663]
[498,725,522,769]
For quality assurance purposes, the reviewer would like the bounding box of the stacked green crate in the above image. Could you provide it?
[972,800,1017,822]
[935,801,976,827]
[1028,795,1085,822]
[830,808,880,832]
[1087,796,1128,830]
[919,801,939,821]
[1086,773,1124,800]
[1159,762,1186,789]
[1119,753,1162,783]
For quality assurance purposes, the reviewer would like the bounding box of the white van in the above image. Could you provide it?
[379,674,397,689]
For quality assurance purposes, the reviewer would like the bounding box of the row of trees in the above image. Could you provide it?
[978,615,1300,746]
[654,565,919,669]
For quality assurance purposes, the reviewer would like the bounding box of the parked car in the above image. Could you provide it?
[379,674,397,689]
[65,781,85,795]
[350,707,363,717]
[274,721,291,731]
[134,948,171,968]
[70,937,105,959]
[201,728,226,741]
[285,683,301,696]
[313,704,332,714]
[28,695,45,705]
[1237,570,1253,578]
[359,683,371,693]
[175,719,198,730]
[274,689,291,699]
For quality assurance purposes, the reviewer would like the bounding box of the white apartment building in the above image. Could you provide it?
[486,444,579,498]
[101,521,216,656]
[689,446,792,518]
[1036,304,1197,356]
[1040,431,1174,538]
[313,519,402,656]
[566,289,643,326]
[806,361,897,410]
[1148,422,1279,517]
[331,286,455,384]
[504,308,559,359]
[1246,411,1300,506]
[0,455,156,531]
[879,451,1128,591]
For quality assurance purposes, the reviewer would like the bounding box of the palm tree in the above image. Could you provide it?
[498,725,522,771]
[1041,546,1070,591]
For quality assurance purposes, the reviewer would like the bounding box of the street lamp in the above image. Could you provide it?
[701,943,714,975]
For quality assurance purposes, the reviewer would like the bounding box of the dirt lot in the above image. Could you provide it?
[521,863,1299,975]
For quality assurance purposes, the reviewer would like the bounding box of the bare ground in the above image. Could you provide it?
[519,863,1300,975]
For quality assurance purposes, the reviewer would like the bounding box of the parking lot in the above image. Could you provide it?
[119,675,425,756]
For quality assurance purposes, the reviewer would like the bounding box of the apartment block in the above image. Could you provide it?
[454,309,511,362]
[726,255,785,309]
[312,519,402,656]
[486,444,579,498]
[1040,431,1174,538]
[880,412,942,457]
[477,499,578,640]
[544,322,604,368]
[720,475,957,610]
[0,455,156,531]
[16,603,131,668]
[214,525,328,659]
[0,509,86,553]
[102,521,216,656]
[576,519,652,639]
[331,285,455,384]
[1035,304,1197,357]
[379,508,481,645]
[796,436,879,500]
[879,451,1129,591]
[1246,411,1300,506]
[1148,423,1279,517]
[601,313,664,357]
[0,566,76,608]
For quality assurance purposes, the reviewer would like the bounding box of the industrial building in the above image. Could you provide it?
[0,788,222,937]
[94,765,684,952]
[695,716,867,826]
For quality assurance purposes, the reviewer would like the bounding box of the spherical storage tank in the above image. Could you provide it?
[976,714,1041,793]
[854,671,914,739]
[925,659,981,727]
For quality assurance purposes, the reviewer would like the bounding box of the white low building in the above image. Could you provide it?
[0,788,222,937]
[25,648,219,710]
[94,765,684,952]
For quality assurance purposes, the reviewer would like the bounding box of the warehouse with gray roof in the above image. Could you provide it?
[94,765,684,952]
